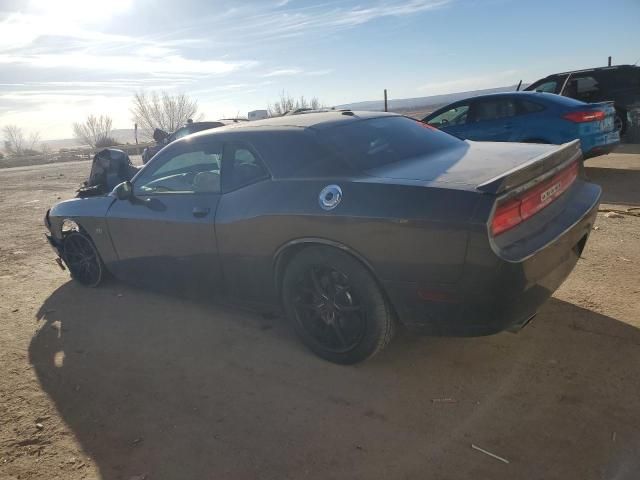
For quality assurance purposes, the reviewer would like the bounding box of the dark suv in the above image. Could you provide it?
[142,120,246,164]
[525,65,640,135]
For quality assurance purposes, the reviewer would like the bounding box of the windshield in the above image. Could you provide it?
[318,116,462,171]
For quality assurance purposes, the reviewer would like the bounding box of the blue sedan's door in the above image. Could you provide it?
[106,139,223,296]
[463,97,520,142]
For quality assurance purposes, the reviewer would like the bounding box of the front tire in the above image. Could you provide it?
[62,231,104,287]
[281,246,395,364]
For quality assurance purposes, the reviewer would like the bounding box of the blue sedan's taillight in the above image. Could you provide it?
[563,110,606,123]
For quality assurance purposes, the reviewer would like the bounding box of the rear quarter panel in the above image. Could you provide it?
[214,178,481,305]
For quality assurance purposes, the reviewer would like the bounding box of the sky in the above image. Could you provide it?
[0,0,639,140]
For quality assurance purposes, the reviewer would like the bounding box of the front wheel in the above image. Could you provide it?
[281,246,395,364]
[62,231,104,287]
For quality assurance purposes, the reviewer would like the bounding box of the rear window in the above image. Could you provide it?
[318,116,462,171]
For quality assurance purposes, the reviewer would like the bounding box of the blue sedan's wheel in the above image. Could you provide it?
[62,231,104,287]
[282,246,395,364]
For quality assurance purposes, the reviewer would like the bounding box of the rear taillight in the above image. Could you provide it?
[563,110,605,123]
[491,162,579,236]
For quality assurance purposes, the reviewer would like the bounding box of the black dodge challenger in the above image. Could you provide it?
[45,111,601,364]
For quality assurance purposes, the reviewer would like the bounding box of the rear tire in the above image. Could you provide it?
[281,246,395,364]
[62,231,104,287]
[614,110,627,136]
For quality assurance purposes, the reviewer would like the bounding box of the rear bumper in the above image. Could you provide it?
[583,141,619,159]
[386,181,601,336]
[581,131,620,159]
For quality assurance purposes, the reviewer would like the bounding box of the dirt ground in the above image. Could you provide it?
[1,147,639,480]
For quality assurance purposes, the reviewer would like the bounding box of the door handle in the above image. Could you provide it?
[192,206,210,218]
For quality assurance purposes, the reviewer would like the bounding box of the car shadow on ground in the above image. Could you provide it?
[585,166,640,206]
[30,282,640,480]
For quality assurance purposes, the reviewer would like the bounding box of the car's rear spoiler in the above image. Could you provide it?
[476,140,582,195]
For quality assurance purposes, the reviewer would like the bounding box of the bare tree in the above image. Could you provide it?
[3,125,26,155]
[131,91,201,140]
[268,91,322,117]
[27,131,41,152]
[73,115,115,148]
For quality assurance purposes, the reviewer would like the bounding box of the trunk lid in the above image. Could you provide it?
[365,140,581,193]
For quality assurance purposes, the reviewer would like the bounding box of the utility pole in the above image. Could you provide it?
[384,89,388,112]
[134,122,138,154]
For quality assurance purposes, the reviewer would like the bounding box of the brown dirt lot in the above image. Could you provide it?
[1,148,639,480]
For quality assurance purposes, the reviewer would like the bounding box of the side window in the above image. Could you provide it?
[517,100,545,114]
[473,99,517,122]
[532,80,558,93]
[571,76,601,102]
[427,104,469,127]
[223,144,269,191]
[135,142,222,194]
[169,127,191,142]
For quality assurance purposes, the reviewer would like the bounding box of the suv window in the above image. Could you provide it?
[567,76,601,102]
[426,104,469,127]
[135,142,222,194]
[223,144,269,191]
[473,98,517,122]
[531,80,558,93]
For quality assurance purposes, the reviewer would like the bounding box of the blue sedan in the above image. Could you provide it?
[422,92,619,158]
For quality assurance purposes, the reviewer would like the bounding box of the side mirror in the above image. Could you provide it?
[114,181,133,201]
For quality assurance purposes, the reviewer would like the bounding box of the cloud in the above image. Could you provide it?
[0,0,452,139]
[0,52,256,76]
[0,11,256,82]
[305,69,334,76]
[260,68,333,78]
[261,68,303,78]
[204,0,453,43]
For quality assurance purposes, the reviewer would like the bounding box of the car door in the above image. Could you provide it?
[106,139,223,296]
[464,97,518,141]
[425,102,471,138]
[214,141,274,304]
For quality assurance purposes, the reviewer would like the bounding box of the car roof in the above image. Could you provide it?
[436,91,556,104]
[538,64,638,78]
[189,110,400,138]
[423,91,585,120]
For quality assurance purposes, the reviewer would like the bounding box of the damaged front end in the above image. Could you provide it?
[77,148,140,198]
[44,148,139,272]
[44,209,66,271]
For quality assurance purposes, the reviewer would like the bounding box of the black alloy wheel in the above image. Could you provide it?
[282,246,395,364]
[62,231,104,287]
[292,265,366,353]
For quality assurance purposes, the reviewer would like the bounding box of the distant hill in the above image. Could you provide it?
[39,128,138,151]
[337,85,526,113]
